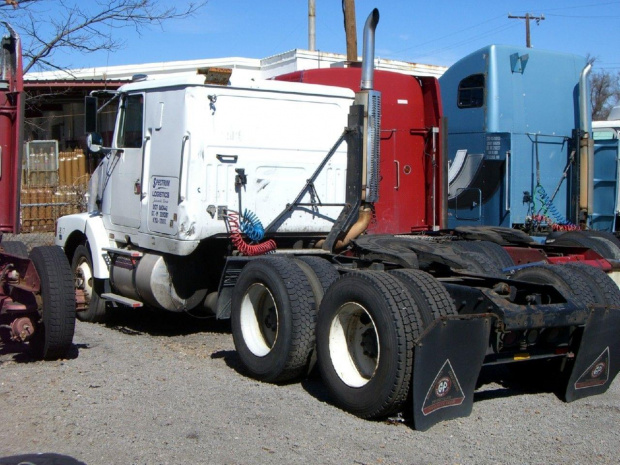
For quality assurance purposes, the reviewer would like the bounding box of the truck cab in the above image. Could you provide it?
[591,109,620,231]
[56,71,355,311]
[440,45,590,231]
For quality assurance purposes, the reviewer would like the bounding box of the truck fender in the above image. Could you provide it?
[56,213,111,279]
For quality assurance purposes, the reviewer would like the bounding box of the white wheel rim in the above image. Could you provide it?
[75,257,94,304]
[240,283,278,357]
[328,302,379,388]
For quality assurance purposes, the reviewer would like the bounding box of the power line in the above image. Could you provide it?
[394,14,505,55]
[508,13,545,48]
[415,22,519,59]
[543,1,620,12]
[547,13,620,18]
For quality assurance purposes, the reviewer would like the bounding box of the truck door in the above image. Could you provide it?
[110,93,145,228]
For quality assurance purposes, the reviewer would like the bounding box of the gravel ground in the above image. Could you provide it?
[1,307,619,465]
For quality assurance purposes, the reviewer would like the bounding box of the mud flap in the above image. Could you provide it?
[564,306,620,402]
[412,315,493,431]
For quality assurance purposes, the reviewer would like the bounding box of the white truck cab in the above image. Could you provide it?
[56,70,354,312]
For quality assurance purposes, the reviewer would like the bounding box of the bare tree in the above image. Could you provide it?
[0,0,207,74]
[590,69,620,120]
[583,54,620,121]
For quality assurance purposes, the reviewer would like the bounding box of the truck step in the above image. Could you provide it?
[101,293,143,308]
[102,247,144,258]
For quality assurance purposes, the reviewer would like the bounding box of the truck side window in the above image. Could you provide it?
[593,128,617,141]
[458,74,485,108]
[117,94,144,148]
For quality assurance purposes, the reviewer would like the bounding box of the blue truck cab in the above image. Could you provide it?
[440,45,591,232]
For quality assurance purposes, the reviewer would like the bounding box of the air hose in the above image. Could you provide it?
[532,184,579,231]
[225,210,276,256]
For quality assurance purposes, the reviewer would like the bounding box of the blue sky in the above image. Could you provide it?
[43,0,620,72]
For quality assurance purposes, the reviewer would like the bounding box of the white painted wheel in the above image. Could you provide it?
[239,283,278,357]
[328,302,379,388]
[231,258,316,382]
[75,255,94,302]
[71,244,107,323]
[317,271,423,419]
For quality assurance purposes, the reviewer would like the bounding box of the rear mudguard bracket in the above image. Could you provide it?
[412,314,493,431]
[565,305,620,402]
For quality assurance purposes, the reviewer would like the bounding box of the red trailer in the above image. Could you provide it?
[0,23,75,360]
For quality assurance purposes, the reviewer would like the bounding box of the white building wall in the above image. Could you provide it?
[25,49,447,83]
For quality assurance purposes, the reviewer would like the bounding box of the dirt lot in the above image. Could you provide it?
[1,306,619,465]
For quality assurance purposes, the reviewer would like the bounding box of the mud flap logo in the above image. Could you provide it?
[575,347,610,390]
[422,359,465,416]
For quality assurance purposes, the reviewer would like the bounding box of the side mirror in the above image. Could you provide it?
[84,96,98,133]
[87,132,103,153]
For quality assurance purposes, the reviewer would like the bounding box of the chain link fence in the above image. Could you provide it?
[4,142,90,251]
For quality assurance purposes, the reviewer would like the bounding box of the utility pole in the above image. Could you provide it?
[308,0,316,51]
[508,13,545,48]
[342,0,357,62]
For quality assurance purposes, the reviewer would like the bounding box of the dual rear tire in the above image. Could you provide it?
[231,257,455,419]
[230,257,324,383]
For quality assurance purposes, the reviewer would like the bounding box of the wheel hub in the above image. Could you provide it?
[239,283,279,357]
[328,302,380,388]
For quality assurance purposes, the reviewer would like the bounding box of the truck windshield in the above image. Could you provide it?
[117,94,144,148]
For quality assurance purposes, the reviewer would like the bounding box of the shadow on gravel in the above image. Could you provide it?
[473,364,564,402]
[0,452,86,465]
[300,370,332,403]
[297,363,565,426]
[0,329,88,364]
[102,306,232,337]
[211,349,246,374]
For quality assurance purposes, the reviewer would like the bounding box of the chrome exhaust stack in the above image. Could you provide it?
[360,8,379,91]
[355,8,381,203]
[323,8,381,251]
[578,63,594,221]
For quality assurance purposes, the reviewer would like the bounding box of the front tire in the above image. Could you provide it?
[29,246,76,360]
[72,244,108,323]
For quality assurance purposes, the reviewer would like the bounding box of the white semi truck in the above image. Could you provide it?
[55,10,620,430]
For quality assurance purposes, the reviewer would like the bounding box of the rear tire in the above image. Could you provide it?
[508,264,595,389]
[564,262,620,306]
[1,240,28,258]
[512,264,597,306]
[28,246,76,360]
[316,271,423,419]
[458,249,504,277]
[582,230,620,250]
[231,257,316,382]
[549,231,620,260]
[72,244,108,323]
[388,269,457,326]
[295,256,339,304]
[453,240,514,272]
